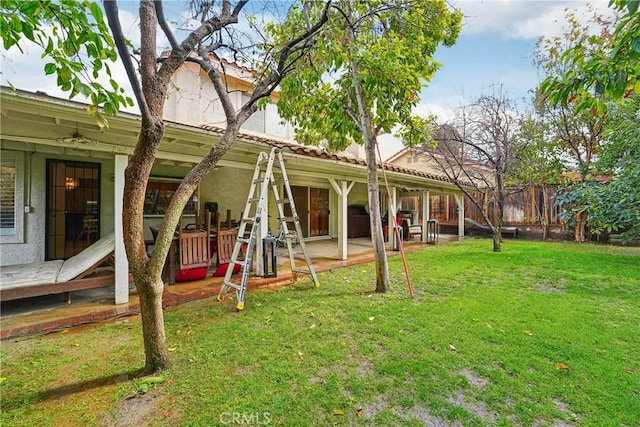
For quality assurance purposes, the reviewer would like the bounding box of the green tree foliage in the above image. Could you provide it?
[540,0,640,115]
[533,6,614,241]
[275,0,461,289]
[277,0,460,148]
[0,0,133,127]
[508,113,565,188]
[537,1,639,243]
[557,95,640,243]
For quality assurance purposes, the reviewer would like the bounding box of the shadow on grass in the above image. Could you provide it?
[3,368,146,411]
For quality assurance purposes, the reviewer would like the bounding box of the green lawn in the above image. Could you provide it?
[2,239,639,426]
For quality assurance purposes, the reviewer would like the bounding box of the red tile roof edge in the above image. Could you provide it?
[200,124,455,185]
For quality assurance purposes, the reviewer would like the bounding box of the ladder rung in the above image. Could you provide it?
[280,216,295,222]
[253,178,266,184]
[272,179,285,185]
[236,237,251,244]
[249,197,261,203]
[276,198,290,204]
[241,217,256,223]
[222,281,242,291]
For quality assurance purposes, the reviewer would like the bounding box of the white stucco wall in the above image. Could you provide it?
[164,63,296,141]
[199,165,254,228]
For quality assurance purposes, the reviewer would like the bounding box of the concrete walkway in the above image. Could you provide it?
[1,235,459,339]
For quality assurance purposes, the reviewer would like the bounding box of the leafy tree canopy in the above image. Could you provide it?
[274,0,461,150]
[540,0,640,115]
[0,0,133,127]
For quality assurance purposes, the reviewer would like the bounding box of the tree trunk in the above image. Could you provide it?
[365,135,389,293]
[574,210,587,242]
[344,2,388,292]
[494,168,504,253]
[123,116,173,374]
[136,269,169,373]
[542,184,551,240]
[492,228,502,252]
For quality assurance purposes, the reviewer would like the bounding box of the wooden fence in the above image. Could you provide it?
[400,185,562,227]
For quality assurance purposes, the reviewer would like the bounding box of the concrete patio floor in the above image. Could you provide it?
[1,235,459,339]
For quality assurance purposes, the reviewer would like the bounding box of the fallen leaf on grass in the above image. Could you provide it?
[449,344,458,353]
[624,368,635,374]
[140,376,165,385]
[369,316,375,321]
[524,330,533,336]
[485,323,493,329]
[356,407,363,417]
[555,363,570,371]
[166,410,174,418]
[332,409,344,416]
[0,378,6,385]
[309,323,317,329]
[168,347,177,352]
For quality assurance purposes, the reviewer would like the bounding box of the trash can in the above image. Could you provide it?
[262,235,277,278]
[392,226,403,251]
[427,219,439,244]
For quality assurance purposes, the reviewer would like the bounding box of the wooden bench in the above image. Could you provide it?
[464,218,518,238]
[0,234,116,302]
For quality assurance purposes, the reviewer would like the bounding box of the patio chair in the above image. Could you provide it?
[174,211,212,282]
[398,210,423,240]
[212,217,243,276]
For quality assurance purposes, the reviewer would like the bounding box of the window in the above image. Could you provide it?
[0,151,25,243]
[144,178,197,216]
[241,94,265,133]
[0,164,16,230]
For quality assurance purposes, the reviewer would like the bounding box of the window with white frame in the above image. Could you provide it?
[241,94,266,133]
[0,150,25,243]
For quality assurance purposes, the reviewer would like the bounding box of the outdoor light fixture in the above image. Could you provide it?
[262,235,277,278]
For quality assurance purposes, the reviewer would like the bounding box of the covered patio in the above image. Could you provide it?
[0,234,460,339]
[1,88,466,319]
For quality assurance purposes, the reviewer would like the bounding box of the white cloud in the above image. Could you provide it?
[414,102,458,124]
[455,0,613,40]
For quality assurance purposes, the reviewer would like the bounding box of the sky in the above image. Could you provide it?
[0,0,613,158]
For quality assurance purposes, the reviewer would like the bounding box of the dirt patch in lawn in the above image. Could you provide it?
[99,388,169,427]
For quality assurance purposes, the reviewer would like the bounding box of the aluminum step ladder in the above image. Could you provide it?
[217,148,319,310]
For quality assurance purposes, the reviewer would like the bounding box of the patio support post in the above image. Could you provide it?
[329,178,354,261]
[390,186,398,250]
[454,193,465,239]
[422,190,430,244]
[114,154,129,304]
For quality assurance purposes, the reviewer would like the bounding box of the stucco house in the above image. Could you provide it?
[0,62,465,305]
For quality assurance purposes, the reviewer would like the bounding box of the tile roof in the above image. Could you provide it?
[200,124,455,184]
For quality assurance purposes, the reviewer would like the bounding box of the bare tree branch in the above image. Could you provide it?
[154,1,179,49]
[104,0,149,117]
